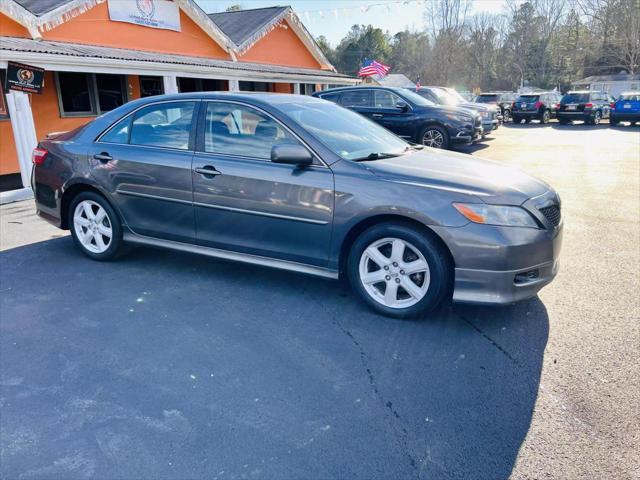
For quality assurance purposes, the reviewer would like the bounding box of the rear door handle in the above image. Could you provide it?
[93,152,113,162]
[372,114,383,118]
[194,166,221,177]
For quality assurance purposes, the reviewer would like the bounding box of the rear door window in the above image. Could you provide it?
[562,93,589,104]
[129,102,196,150]
[373,90,404,108]
[340,90,372,108]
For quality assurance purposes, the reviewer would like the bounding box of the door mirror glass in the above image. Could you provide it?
[271,144,313,166]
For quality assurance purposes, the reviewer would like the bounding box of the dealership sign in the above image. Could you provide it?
[5,61,45,94]
[108,0,181,32]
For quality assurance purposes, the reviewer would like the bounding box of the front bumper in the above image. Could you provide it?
[431,199,563,305]
[451,126,483,145]
[481,119,499,131]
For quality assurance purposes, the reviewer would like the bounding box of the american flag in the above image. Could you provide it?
[358,59,390,77]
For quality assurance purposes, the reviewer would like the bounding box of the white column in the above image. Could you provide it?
[5,91,37,189]
[228,79,240,92]
[293,83,301,95]
[163,75,178,94]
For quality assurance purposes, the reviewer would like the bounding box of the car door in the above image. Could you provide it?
[191,100,334,267]
[370,90,415,139]
[90,100,198,242]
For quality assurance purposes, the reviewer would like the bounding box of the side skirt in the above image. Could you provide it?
[123,232,339,280]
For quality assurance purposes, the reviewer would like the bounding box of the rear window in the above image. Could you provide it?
[619,94,640,101]
[319,92,341,103]
[516,95,540,102]
[476,94,499,103]
[562,93,589,103]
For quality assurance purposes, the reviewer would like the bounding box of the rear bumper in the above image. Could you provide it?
[512,110,541,118]
[556,111,589,119]
[611,111,640,121]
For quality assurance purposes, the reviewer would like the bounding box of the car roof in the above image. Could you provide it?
[130,91,326,107]
[316,86,407,94]
[620,91,640,95]
[565,90,595,94]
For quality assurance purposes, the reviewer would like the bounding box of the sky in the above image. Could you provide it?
[195,0,511,45]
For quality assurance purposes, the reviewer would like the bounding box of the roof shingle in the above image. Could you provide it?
[208,6,288,48]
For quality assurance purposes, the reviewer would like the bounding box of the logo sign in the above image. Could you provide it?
[5,61,45,94]
[108,0,181,32]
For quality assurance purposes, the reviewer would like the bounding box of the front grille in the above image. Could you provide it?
[539,204,561,226]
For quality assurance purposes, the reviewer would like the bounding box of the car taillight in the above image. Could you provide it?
[610,102,615,109]
[511,101,516,108]
[32,148,48,165]
[584,102,593,108]
[553,103,560,109]
[534,101,542,108]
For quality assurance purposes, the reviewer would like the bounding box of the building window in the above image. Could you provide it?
[178,77,228,93]
[139,76,164,97]
[56,72,127,117]
[239,81,273,92]
[300,83,317,96]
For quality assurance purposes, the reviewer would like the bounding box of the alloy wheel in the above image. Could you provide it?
[422,129,444,148]
[73,200,113,254]
[543,111,550,123]
[593,111,601,125]
[358,237,430,309]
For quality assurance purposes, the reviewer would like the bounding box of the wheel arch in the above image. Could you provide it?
[60,183,121,230]
[338,214,455,276]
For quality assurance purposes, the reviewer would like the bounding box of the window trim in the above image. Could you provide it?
[196,99,328,168]
[95,99,200,153]
[55,72,128,118]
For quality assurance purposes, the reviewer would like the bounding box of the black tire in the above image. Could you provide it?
[558,118,569,125]
[346,222,453,319]
[524,117,531,124]
[610,116,618,126]
[69,191,124,261]
[588,111,602,125]
[512,115,522,124]
[541,109,550,124]
[419,125,450,150]
[503,109,511,122]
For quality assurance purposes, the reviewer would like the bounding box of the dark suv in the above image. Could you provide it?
[474,92,516,121]
[557,91,611,125]
[313,87,482,150]
[511,92,562,124]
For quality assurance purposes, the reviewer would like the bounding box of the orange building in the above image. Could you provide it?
[0,0,355,196]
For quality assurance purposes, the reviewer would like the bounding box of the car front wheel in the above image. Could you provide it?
[347,223,452,318]
[69,191,123,261]
[420,126,449,149]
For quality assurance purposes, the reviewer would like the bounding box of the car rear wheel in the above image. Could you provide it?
[420,126,449,149]
[69,192,123,261]
[503,109,511,122]
[541,110,550,124]
[590,111,602,125]
[347,223,452,319]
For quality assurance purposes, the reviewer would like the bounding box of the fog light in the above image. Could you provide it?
[514,269,539,285]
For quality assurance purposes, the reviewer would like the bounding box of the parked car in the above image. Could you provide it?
[313,86,482,150]
[511,92,563,124]
[411,86,499,135]
[31,93,562,318]
[610,92,640,126]
[474,92,516,121]
[556,90,611,125]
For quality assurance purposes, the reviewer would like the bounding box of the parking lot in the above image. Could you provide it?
[1,121,638,479]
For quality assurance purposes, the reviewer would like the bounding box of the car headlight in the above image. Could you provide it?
[453,203,539,228]
[445,113,472,123]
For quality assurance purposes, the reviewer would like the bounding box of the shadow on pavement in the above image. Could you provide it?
[1,237,549,479]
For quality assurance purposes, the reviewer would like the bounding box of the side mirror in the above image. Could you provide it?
[396,101,409,112]
[271,144,313,166]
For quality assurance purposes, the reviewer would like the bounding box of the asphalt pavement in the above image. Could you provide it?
[1,121,638,479]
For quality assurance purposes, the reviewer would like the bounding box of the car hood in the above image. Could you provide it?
[416,104,478,118]
[458,102,491,113]
[364,148,550,205]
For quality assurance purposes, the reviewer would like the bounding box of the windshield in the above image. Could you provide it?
[475,94,499,103]
[444,88,467,103]
[275,100,409,161]
[562,93,589,103]
[620,93,640,101]
[430,88,459,106]
[400,89,436,107]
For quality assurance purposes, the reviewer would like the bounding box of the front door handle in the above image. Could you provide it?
[93,152,113,162]
[194,166,221,177]
[372,114,383,118]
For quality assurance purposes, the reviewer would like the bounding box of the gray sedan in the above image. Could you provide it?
[31,93,562,318]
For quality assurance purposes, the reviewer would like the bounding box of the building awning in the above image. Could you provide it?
[0,36,356,85]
